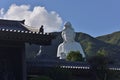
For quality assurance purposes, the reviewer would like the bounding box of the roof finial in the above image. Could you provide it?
[21,19,25,24]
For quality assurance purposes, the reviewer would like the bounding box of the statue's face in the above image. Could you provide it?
[62,29,75,42]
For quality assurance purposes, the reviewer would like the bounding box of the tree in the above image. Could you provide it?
[97,48,108,56]
[88,54,109,80]
[66,51,84,62]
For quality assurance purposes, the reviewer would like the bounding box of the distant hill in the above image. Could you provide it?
[76,32,120,64]
[26,31,120,64]
[96,31,120,46]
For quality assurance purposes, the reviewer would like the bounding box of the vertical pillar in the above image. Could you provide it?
[22,44,27,80]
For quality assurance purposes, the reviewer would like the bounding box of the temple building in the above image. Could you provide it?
[0,19,55,80]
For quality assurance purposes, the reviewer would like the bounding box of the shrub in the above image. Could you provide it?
[66,51,83,62]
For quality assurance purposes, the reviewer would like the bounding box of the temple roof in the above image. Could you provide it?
[0,19,29,31]
[0,19,55,45]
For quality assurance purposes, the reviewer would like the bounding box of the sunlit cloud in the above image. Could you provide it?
[0,4,63,32]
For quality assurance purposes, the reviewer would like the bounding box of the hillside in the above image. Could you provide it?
[26,32,120,64]
[96,31,120,46]
[76,32,120,64]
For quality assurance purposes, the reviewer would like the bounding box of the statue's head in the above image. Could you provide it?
[62,22,75,42]
[64,22,72,28]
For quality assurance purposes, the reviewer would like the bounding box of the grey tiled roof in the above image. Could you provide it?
[0,19,29,31]
[0,19,55,45]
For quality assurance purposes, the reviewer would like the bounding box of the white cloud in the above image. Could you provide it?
[0,8,4,16]
[0,4,63,32]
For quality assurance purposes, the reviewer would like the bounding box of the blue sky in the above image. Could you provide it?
[0,0,120,37]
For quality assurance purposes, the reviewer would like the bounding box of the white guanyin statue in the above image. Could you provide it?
[57,22,86,59]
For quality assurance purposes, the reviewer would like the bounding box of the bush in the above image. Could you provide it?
[66,51,83,62]
[88,55,109,80]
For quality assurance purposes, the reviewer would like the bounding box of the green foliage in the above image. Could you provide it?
[97,31,120,46]
[97,48,108,56]
[66,51,83,62]
[88,55,109,80]
[88,55,108,69]
[75,32,105,57]
[76,32,120,64]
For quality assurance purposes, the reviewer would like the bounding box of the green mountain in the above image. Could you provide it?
[76,32,120,62]
[96,31,120,46]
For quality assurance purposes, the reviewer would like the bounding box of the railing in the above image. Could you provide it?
[27,60,120,71]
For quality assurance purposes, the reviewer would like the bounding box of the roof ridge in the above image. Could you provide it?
[0,19,25,24]
[0,19,29,31]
